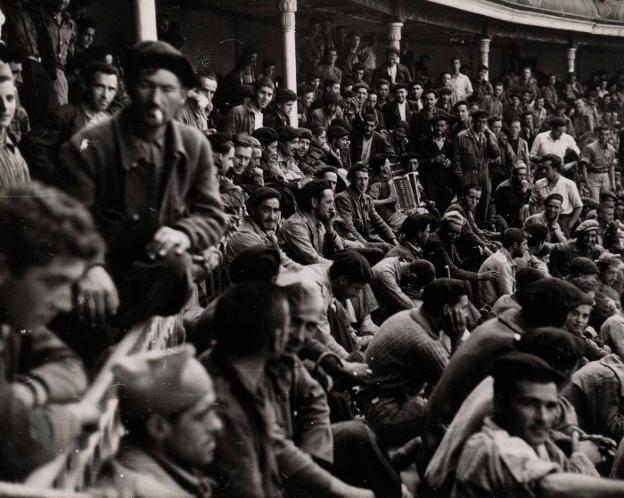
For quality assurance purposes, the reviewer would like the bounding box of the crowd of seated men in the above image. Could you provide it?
[6,2,624,497]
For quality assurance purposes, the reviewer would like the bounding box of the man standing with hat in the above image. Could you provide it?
[550,219,605,278]
[452,109,500,222]
[58,41,227,354]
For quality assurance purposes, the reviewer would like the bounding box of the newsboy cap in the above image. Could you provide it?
[126,40,197,88]
[277,126,299,142]
[575,219,600,235]
[252,127,279,145]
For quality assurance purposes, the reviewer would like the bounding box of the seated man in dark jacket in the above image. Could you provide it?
[22,62,119,184]
[335,165,398,253]
[0,182,103,480]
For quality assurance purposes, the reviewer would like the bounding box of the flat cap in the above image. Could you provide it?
[575,219,600,235]
[114,345,213,419]
[252,127,279,145]
[570,257,599,276]
[327,125,349,139]
[470,109,489,120]
[490,352,565,385]
[442,210,465,226]
[277,126,299,142]
[600,191,618,202]
[127,40,197,88]
[430,112,452,124]
[297,128,313,141]
[596,252,624,270]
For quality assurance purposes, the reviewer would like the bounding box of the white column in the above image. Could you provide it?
[388,22,403,51]
[479,38,491,80]
[279,0,298,126]
[567,46,577,74]
[134,0,158,42]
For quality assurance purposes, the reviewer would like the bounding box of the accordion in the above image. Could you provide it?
[389,171,424,214]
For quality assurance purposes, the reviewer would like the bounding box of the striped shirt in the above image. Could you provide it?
[0,135,30,187]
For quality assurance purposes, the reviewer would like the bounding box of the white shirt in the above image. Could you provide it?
[530,174,582,215]
[252,109,263,131]
[360,135,373,165]
[530,131,580,160]
[388,64,397,84]
[450,73,473,102]
[397,101,406,121]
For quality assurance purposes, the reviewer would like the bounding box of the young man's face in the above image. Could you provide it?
[490,120,502,136]
[463,188,481,211]
[254,197,281,231]
[388,53,399,66]
[410,84,423,100]
[378,84,389,100]
[302,92,314,108]
[500,380,559,448]
[599,128,611,145]
[321,172,338,191]
[599,207,614,224]
[535,98,544,109]
[280,138,299,158]
[511,238,529,258]
[355,87,368,103]
[541,163,558,182]
[279,100,295,115]
[444,221,463,241]
[367,93,378,106]
[354,69,365,81]
[565,303,591,336]
[472,116,487,133]
[523,68,531,80]
[162,389,222,468]
[133,69,185,128]
[233,145,252,175]
[580,231,598,248]
[363,119,377,138]
[0,79,16,129]
[298,138,310,157]
[544,200,562,221]
[551,125,565,140]
[433,120,448,137]
[263,140,279,163]
[79,27,95,49]
[513,167,528,183]
[601,265,620,287]
[313,189,335,222]
[198,76,217,103]
[457,105,469,123]
[0,256,85,330]
[352,171,369,194]
[442,73,452,86]
[452,59,461,73]
[252,147,262,168]
[328,50,338,64]
[494,84,504,97]
[86,71,118,113]
[478,69,487,80]
[256,85,274,109]
[422,92,437,110]
[395,88,407,103]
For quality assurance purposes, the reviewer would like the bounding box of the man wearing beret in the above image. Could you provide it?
[95,345,222,498]
[550,219,605,278]
[452,109,500,222]
[310,92,344,131]
[57,41,227,350]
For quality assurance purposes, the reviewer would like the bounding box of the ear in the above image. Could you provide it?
[145,413,171,442]
[311,197,320,209]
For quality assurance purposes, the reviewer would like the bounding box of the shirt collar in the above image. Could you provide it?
[114,108,185,170]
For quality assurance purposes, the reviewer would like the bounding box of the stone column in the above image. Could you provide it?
[134,0,158,42]
[567,46,577,74]
[279,0,298,126]
[388,22,403,51]
[479,38,491,80]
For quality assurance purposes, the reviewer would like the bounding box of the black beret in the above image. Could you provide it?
[327,126,348,139]
[252,127,279,145]
[277,126,299,142]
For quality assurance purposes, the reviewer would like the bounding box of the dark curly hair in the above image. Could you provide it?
[0,182,104,275]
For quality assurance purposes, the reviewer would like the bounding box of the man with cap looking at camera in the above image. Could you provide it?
[325,125,351,169]
[96,345,222,498]
[225,77,275,135]
[274,125,304,183]
[550,219,605,278]
[57,41,227,358]
[524,192,567,244]
[310,92,343,130]
[452,109,500,222]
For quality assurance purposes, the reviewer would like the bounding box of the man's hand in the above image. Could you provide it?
[331,361,372,389]
[146,227,191,259]
[477,270,499,282]
[330,478,375,498]
[442,307,466,341]
[66,400,101,430]
[77,266,120,327]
